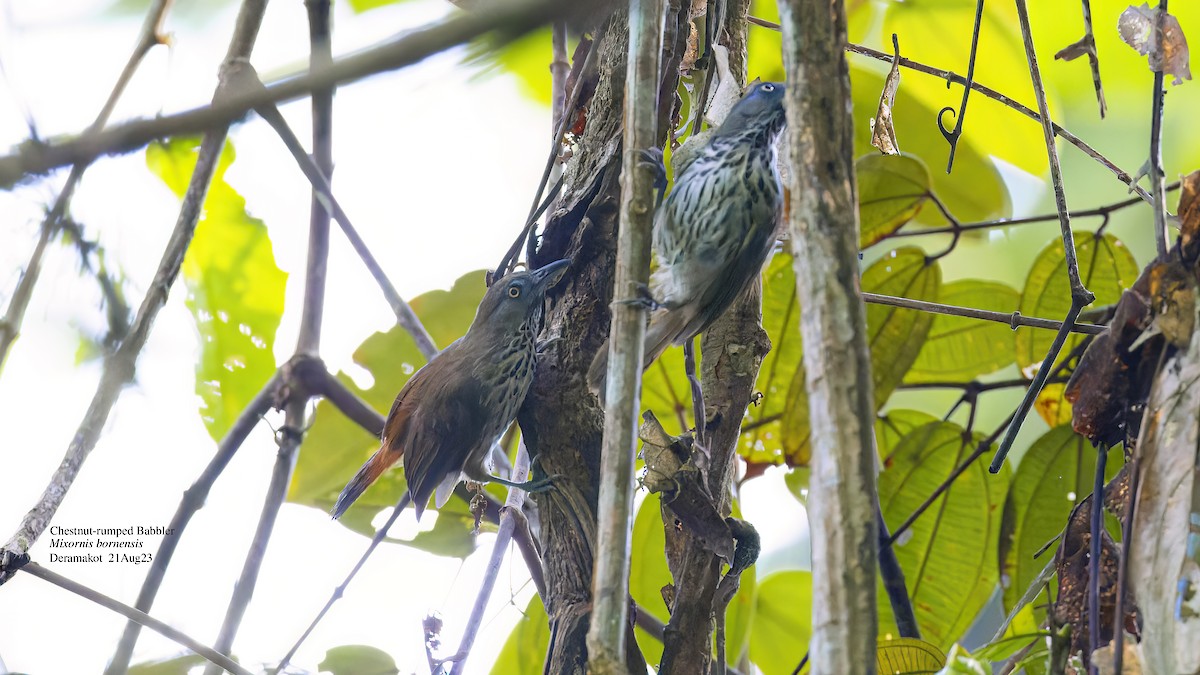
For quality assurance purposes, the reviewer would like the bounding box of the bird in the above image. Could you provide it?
[588,81,787,396]
[331,259,571,521]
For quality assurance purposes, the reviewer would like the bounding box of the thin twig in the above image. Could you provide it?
[297,0,334,356]
[877,504,920,638]
[1055,0,1106,118]
[107,371,281,673]
[0,0,173,373]
[271,492,414,675]
[1149,0,1170,259]
[22,563,254,675]
[246,73,438,359]
[935,0,983,173]
[861,292,1105,335]
[317,368,386,437]
[991,0,1094,473]
[0,0,271,586]
[0,0,584,189]
[445,446,534,675]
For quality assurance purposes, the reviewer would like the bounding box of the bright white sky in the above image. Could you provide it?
[0,1,808,673]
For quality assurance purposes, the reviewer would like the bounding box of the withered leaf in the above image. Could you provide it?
[870,34,902,156]
[1178,170,1200,265]
[1118,3,1192,85]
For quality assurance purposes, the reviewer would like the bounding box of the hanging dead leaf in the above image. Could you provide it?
[1178,170,1200,265]
[1118,4,1192,85]
[870,34,902,155]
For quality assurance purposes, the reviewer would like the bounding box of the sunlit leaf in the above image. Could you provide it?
[934,644,989,674]
[128,654,206,675]
[782,248,940,465]
[146,137,286,444]
[1034,382,1073,427]
[906,280,1019,383]
[877,637,946,673]
[318,645,398,675]
[879,421,1010,650]
[1015,233,1138,372]
[287,271,488,557]
[491,595,549,675]
[748,570,812,675]
[877,409,940,464]
[475,27,554,105]
[858,153,932,248]
[630,493,672,668]
[998,425,1123,627]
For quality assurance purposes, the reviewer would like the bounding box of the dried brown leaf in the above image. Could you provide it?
[1118,3,1192,85]
[870,35,902,156]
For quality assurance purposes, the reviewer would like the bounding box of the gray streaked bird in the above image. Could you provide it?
[332,259,571,520]
[589,81,787,395]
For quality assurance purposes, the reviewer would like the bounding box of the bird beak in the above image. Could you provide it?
[531,258,571,291]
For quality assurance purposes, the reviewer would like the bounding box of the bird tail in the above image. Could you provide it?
[331,444,402,519]
[587,308,689,404]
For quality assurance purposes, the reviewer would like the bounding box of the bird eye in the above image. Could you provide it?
[761,83,775,92]
[508,285,521,298]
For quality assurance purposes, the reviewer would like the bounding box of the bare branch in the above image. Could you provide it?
[0,0,272,586]
[1149,0,1171,258]
[22,563,254,675]
[862,292,1106,335]
[1054,0,1107,118]
[0,0,173,372]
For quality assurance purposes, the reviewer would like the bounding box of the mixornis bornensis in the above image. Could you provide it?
[589,81,787,397]
[332,259,571,520]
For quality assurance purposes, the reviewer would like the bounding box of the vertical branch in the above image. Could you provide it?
[298,0,334,355]
[991,0,1095,471]
[1087,444,1107,674]
[1149,0,1169,259]
[0,0,173,373]
[779,0,879,670]
[0,0,271,585]
[587,0,664,670]
[203,6,334,671]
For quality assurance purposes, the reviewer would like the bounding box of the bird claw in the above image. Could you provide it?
[638,147,668,203]
[615,283,665,311]
[536,336,565,355]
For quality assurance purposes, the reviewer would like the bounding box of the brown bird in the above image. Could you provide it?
[331,259,571,520]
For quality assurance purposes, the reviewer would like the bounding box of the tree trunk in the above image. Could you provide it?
[521,4,690,672]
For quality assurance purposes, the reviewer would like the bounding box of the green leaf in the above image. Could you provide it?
[346,0,412,12]
[491,595,550,675]
[630,493,672,668]
[738,253,801,466]
[146,137,286,444]
[128,654,207,675]
[876,637,946,673]
[782,248,941,465]
[851,66,1011,225]
[287,271,488,557]
[934,644,989,675]
[880,0,1049,178]
[1015,233,1138,371]
[877,409,940,463]
[858,153,932,248]
[318,645,399,675]
[474,28,554,105]
[906,280,1020,383]
[878,421,1010,650]
[748,571,812,675]
[998,425,1123,625]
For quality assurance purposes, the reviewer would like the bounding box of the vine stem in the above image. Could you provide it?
[862,292,1105,335]
[0,0,173,373]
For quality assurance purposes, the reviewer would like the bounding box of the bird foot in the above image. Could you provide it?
[489,473,563,494]
[536,335,565,355]
[638,147,668,205]
[615,283,665,312]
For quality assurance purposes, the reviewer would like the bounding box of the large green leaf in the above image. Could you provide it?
[858,153,933,248]
[906,280,1020,383]
[146,137,286,444]
[1015,233,1138,371]
[878,421,1010,650]
[782,248,941,465]
[851,67,1011,226]
[998,425,1124,626]
[491,595,550,675]
[877,409,940,464]
[318,645,399,675]
[287,271,488,557]
[748,570,812,675]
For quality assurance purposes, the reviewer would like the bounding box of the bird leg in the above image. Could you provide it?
[487,473,563,494]
[614,282,667,312]
[684,336,707,454]
[638,147,668,207]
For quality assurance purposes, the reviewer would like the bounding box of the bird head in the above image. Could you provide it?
[473,259,571,333]
[715,81,786,139]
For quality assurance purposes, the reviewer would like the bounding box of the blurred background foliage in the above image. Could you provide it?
[103,0,1197,671]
